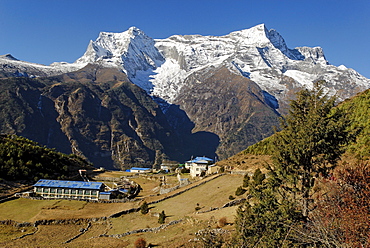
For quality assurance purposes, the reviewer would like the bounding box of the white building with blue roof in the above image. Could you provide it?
[129,167,152,173]
[185,157,214,177]
[33,179,106,201]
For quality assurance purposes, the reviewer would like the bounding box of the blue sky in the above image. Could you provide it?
[1,0,369,78]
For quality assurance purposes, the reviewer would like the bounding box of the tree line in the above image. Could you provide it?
[0,134,90,181]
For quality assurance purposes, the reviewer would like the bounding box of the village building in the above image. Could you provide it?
[129,167,152,173]
[185,157,214,177]
[33,179,107,201]
[207,164,221,174]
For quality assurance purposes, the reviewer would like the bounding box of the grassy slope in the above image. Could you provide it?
[0,174,243,247]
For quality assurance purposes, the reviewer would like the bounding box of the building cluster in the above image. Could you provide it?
[32,178,140,201]
[184,156,220,177]
[29,156,219,201]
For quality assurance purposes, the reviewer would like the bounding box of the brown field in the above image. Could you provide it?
[0,174,245,247]
[217,152,272,173]
[0,198,140,222]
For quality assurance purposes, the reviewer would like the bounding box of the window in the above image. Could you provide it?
[57,189,63,194]
[50,188,56,193]
[71,189,76,194]
[78,190,83,195]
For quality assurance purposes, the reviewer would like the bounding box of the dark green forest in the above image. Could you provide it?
[0,134,90,181]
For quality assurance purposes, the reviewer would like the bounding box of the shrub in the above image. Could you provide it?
[243,174,250,187]
[140,201,149,214]
[252,168,265,185]
[229,195,235,200]
[158,210,166,224]
[235,186,246,196]
[219,217,227,227]
[134,237,147,248]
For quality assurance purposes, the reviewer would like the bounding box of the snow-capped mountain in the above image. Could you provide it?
[1,24,370,163]
[0,54,83,78]
[73,24,370,113]
[2,24,369,109]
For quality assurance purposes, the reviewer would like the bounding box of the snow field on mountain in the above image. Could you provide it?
[2,24,369,105]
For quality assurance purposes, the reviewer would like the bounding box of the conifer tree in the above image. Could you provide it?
[233,81,353,246]
[272,81,352,218]
[140,201,149,214]
[158,210,166,224]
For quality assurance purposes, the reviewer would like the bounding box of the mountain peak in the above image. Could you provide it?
[0,54,19,61]
[228,24,274,47]
[127,26,144,36]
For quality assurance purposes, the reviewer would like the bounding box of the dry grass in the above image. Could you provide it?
[0,198,139,222]
[0,198,60,222]
[0,225,36,243]
[217,152,272,173]
[148,174,243,221]
[0,174,245,247]
[0,224,82,247]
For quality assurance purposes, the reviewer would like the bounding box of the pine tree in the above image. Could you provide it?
[233,82,353,246]
[272,81,352,218]
[252,168,265,185]
[158,210,166,224]
[140,201,149,214]
[233,173,302,247]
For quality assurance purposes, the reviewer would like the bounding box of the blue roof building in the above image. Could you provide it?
[130,167,152,173]
[33,179,106,201]
[185,156,214,178]
[186,156,214,164]
[34,179,104,190]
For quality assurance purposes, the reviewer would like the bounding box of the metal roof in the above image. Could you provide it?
[99,192,111,195]
[186,156,214,164]
[33,179,104,190]
[130,167,151,171]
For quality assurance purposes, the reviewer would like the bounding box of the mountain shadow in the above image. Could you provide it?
[162,103,220,162]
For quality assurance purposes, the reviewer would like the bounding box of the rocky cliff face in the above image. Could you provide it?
[0,65,185,169]
[171,66,280,159]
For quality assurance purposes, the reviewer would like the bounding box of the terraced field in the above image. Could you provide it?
[0,174,244,247]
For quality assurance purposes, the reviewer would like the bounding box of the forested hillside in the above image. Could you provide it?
[231,84,370,247]
[243,88,370,159]
[0,134,90,181]
[338,88,370,158]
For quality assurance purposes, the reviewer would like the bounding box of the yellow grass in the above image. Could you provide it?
[149,174,243,221]
[108,174,243,235]
[0,174,245,247]
[217,153,272,173]
[0,224,81,247]
[0,198,60,222]
[0,225,36,243]
[0,198,139,222]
